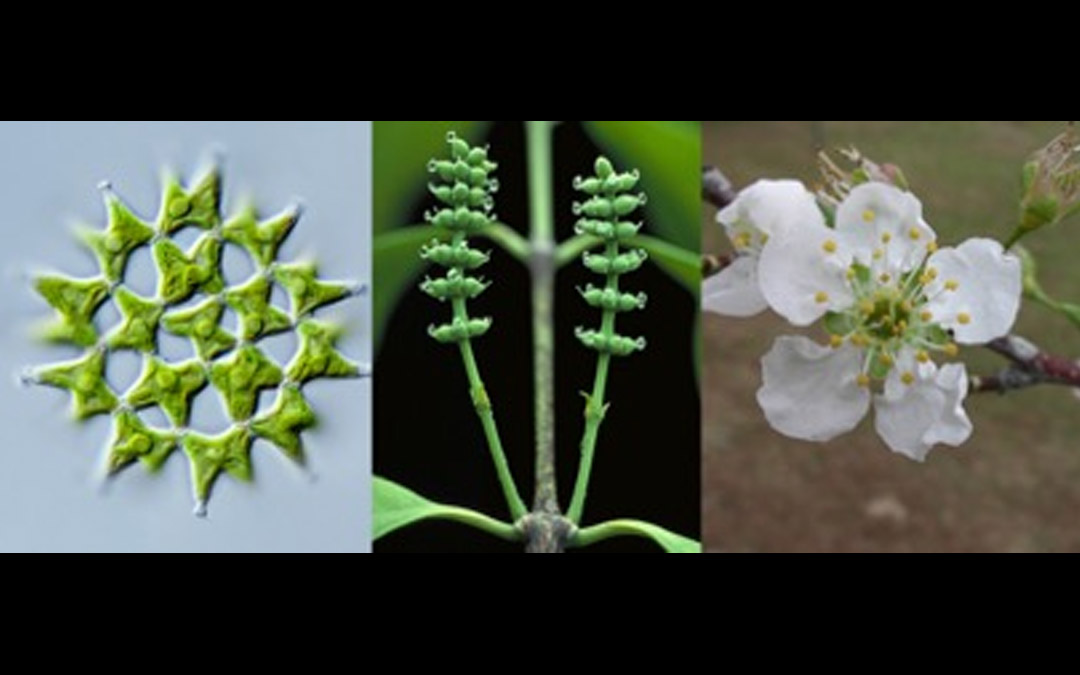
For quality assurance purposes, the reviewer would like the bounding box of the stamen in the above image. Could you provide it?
[822,240,838,254]
[857,374,872,388]
[909,228,922,241]
[872,249,884,261]
[916,350,931,364]
[901,372,916,386]
[920,310,933,322]
[881,232,892,244]
[945,280,959,292]
[879,273,891,284]
[829,335,845,349]
[860,300,875,315]
[863,209,876,223]
[926,241,939,253]
[944,343,959,358]
[880,354,894,368]
[957,312,971,325]
[815,291,829,304]
[846,267,857,281]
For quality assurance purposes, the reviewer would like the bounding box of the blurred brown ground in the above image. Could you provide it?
[704,121,1080,553]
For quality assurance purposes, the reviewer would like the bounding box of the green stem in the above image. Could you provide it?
[450,232,528,522]
[526,120,560,519]
[567,241,619,525]
[429,507,523,543]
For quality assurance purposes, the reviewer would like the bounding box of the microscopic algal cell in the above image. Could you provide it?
[25,159,368,516]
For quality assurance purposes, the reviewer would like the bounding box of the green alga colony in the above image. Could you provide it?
[25,163,366,516]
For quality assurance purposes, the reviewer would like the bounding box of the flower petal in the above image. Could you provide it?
[836,183,936,274]
[718,179,824,251]
[923,238,1022,344]
[757,336,870,442]
[874,363,972,462]
[757,218,854,326]
[703,257,769,317]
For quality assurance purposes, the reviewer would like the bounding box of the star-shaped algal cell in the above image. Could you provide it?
[157,169,222,235]
[251,385,316,464]
[154,235,225,305]
[160,298,237,361]
[210,345,284,421]
[225,276,293,342]
[76,189,155,283]
[106,411,179,476]
[126,357,208,427]
[223,203,300,269]
[106,289,164,353]
[274,262,355,320]
[183,427,253,516]
[287,320,363,384]
[33,276,111,348]
[30,349,118,420]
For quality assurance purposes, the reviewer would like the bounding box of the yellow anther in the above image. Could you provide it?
[761,233,770,244]
[863,209,876,223]
[901,301,913,313]
[920,310,933,322]
[927,241,939,253]
[879,273,891,284]
[830,335,845,349]
[872,249,884,261]
[944,343,959,358]
[880,354,894,368]
[916,350,931,364]
[823,240,838,254]
[734,233,752,249]
[857,374,872,388]
[850,334,868,347]
[901,372,916,386]
[860,300,875,315]
[815,291,829,304]
[909,227,922,241]
[846,267,857,281]
[926,268,939,281]
[957,312,972,325]
[881,232,893,244]
[945,280,959,292]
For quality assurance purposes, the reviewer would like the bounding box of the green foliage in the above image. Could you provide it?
[26,162,364,515]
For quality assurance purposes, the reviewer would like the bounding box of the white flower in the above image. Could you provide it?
[755,183,1022,461]
[703,180,822,317]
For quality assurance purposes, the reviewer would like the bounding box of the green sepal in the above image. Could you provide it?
[33,349,118,420]
[851,263,872,287]
[287,320,360,384]
[420,240,490,269]
[77,193,154,282]
[273,262,352,319]
[869,353,892,380]
[575,328,646,357]
[924,324,952,347]
[428,317,492,344]
[221,203,299,269]
[251,385,316,463]
[33,275,110,347]
[161,298,237,361]
[420,270,489,302]
[106,288,164,353]
[583,249,648,276]
[106,411,178,475]
[126,357,208,427]
[183,427,254,504]
[224,276,293,342]
[209,345,283,421]
[824,311,857,337]
[154,235,224,305]
[157,169,222,234]
[578,285,646,313]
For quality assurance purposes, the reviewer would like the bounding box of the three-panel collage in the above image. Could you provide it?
[6,121,1080,553]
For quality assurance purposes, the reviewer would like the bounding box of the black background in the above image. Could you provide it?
[375,121,700,552]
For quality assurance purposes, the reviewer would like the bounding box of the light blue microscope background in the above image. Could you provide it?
[0,121,371,552]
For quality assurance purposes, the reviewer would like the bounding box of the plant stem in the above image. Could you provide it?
[567,241,619,525]
[526,120,560,520]
[430,506,524,543]
[450,231,528,522]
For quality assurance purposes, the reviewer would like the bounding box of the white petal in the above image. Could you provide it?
[836,183,936,274]
[757,337,871,442]
[757,219,854,326]
[923,238,1022,344]
[882,347,937,402]
[718,179,824,247]
[703,257,768,317]
[874,363,972,462]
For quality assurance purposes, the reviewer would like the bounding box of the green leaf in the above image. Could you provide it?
[629,234,700,295]
[373,477,521,543]
[583,121,701,252]
[373,225,442,354]
[572,519,701,553]
[373,121,490,236]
